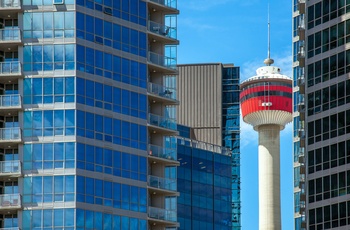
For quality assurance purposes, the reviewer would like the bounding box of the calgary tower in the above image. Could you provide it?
[240,38,292,228]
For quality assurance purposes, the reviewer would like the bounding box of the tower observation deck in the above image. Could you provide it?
[240,65,292,230]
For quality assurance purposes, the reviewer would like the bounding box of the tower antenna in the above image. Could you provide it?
[264,2,274,66]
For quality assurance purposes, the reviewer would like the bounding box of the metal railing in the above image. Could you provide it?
[148,82,177,101]
[148,113,177,131]
[0,62,21,75]
[298,47,305,58]
[0,94,21,107]
[148,52,176,70]
[148,175,177,191]
[177,137,231,156]
[0,227,20,230]
[148,206,177,222]
[149,0,177,9]
[0,0,20,8]
[0,127,21,141]
[148,21,177,39]
[149,144,177,161]
[0,194,21,209]
[0,28,20,41]
[0,160,20,174]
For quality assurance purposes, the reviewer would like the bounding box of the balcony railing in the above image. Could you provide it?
[0,0,20,8]
[148,82,177,101]
[148,113,177,131]
[0,128,21,141]
[148,52,176,70]
[148,206,177,222]
[0,228,20,230]
[149,0,177,9]
[0,160,20,175]
[148,21,177,39]
[0,94,21,108]
[148,175,177,191]
[0,194,21,209]
[0,28,20,42]
[0,62,21,75]
[149,144,177,161]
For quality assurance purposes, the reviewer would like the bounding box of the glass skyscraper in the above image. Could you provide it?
[292,0,306,229]
[177,63,241,229]
[177,125,234,230]
[294,0,350,229]
[0,0,179,229]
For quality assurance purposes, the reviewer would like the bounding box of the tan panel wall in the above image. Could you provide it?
[177,64,223,146]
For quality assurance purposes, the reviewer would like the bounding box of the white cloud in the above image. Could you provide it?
[241,52,292,82]
[282,123,293,137]
[240,116,258,148]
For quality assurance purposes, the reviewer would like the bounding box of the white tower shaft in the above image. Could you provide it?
[258,124,281,230]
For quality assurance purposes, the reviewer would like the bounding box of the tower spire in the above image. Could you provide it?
[264,2,274,66]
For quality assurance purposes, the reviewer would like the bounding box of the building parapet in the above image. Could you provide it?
[177,137,231,156]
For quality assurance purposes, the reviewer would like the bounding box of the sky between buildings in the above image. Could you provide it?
[177,0,294,229]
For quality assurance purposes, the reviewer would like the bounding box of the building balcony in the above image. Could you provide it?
[297,129,305,138]
[0,0,20,9]
[297,129,305,147]
[0,0,21,19]
[148,113,178,135]
[0,128,21,144]
[148,175,178,195]
[148,51,177,73]
[148,0,178,14]
[149,144,178,165]
[148,82,178,105]
[298,25,305,40]
[148,21,178,45]
[0,0,20,8]
[0,28,21,45]
[0,94,21,113]
[148,206,178,225]
[298,155,304,164]
[0,62,22,80]
[297,99,305,112]
[299,165,305,175]
[0,194,21,211]
[299,109,305,120]
[298,0,305,14]
[297,75,305,94]
[297,49,305,67]
[0,160,21,178]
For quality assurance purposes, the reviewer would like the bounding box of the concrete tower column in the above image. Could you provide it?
[241,65,292,230]
[258,124,281,230]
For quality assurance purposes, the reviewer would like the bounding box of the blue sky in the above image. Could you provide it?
[176,1,293,229]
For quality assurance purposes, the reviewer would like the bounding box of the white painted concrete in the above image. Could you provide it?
[258,124,281,230]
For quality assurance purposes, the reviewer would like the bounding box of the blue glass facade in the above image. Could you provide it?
[177,125,233,230]
[292,0,306,229]
[0,0,179,229]
[176,64,241,229]
[222,66,241,228]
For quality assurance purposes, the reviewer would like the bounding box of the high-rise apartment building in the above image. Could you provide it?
[294,1,350,229]
[292,0,306,229]
[177,63,241,229]
[0,0,179,229]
